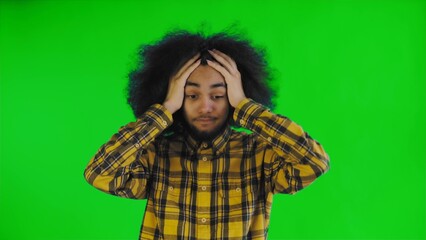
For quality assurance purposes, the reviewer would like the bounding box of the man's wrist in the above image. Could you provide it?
[233,98,266,128]
[234,97,249,108]
[144,104,174,129]
[162,101,178,114]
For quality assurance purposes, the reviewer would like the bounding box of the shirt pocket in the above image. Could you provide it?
[218,181,258,216]
[152,177,192,206]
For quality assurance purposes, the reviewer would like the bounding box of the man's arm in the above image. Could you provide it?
[84,53,200,199]
[208,49,329,194]
[234,98,330,194]
[83,104,172,199]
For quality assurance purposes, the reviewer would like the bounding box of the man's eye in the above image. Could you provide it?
[186,95,197,99]
[212,95,224,99]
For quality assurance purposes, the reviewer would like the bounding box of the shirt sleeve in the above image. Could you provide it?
[233,98,330,195]
[83,104,173,199]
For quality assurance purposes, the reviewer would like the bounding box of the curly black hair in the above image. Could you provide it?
[127,30,275,134]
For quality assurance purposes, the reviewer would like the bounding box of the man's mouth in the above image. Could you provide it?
[195,117,216,122]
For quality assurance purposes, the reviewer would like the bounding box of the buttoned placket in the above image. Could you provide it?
[196,142,212,238]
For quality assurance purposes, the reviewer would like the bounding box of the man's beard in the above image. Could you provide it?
[184,120,228,142]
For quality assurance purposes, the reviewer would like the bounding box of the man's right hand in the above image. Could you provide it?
[163,53,201,114]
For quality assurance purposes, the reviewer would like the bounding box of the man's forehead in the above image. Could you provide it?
[186,65,226,87]
[185,81,226,89]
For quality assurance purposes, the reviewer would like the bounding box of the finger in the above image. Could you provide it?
[212,49,236,68]
[176,53,200,77]
[207,50,234,74]
[210,49,238,72]
[176,53,200,78]
[178,59,201,83]
[206,59,232,82]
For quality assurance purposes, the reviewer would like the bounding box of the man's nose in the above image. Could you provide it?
[199,97,213,113]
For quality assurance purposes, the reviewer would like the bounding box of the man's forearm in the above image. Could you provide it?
[233,98,330,193]
[83,104,173,197]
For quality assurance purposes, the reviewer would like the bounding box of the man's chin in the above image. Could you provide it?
[191,130,219,141]
[189,126,226,142]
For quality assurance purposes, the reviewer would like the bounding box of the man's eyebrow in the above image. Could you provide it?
[185,81,200,87]
[185,81,226,89]
[211,82,226,89]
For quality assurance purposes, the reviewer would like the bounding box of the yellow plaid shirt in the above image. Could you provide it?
[84,98,330,239]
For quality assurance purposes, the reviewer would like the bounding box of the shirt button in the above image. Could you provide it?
[168,186,174,191]
[202,143,208,148]
[202,157,207,161]
[201,186,207,191]
[239,120,244,125]
[201,218,207,223]
[162,120,167,126]
[135,143,141,148]
[267,137,272,141]
[235,187,241,192]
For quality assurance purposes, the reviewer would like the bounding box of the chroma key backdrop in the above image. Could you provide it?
[1,0,425,239]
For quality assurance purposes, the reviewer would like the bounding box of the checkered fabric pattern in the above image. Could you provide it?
[84,98,330,239]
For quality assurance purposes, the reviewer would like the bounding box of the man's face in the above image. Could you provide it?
[183,65,229,140]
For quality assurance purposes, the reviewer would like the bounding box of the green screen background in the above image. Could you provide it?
[1,0,425,239]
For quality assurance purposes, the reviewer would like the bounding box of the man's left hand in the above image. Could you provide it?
[207,49,247,107]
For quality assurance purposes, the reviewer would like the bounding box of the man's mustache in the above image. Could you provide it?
[194,116,217,120]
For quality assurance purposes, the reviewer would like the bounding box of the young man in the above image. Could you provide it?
[84,31,330,239]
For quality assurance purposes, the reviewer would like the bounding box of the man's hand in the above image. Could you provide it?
[163,53,201,114]
[206,49,247,107]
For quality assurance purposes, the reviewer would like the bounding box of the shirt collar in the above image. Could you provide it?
[183,125,232,155]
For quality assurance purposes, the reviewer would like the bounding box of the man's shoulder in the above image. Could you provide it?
[146,132,186,154]
[229,127,272,147]
[229,128,258,142]
[155,131,184,143]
